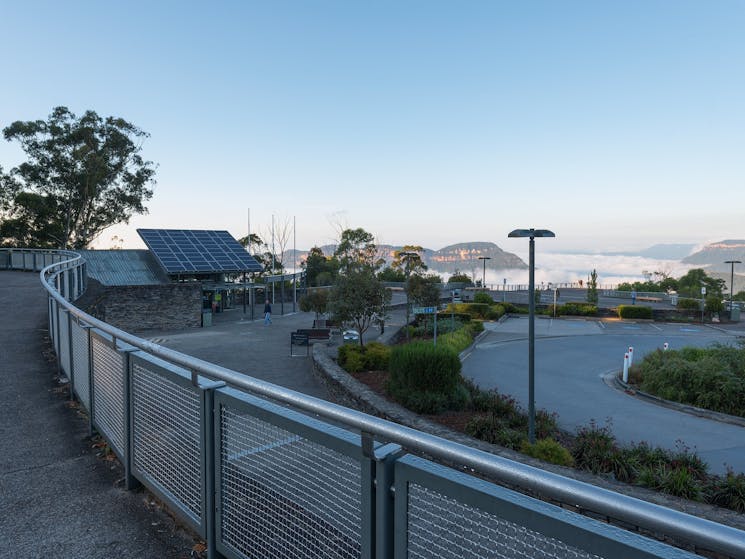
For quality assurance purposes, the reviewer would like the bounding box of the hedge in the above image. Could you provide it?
[617,305,653,319]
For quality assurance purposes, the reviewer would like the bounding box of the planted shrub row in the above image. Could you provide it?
[617,305,653,319]
[635,345,745,417]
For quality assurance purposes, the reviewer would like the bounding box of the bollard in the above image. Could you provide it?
[663,342,669,351]
[622,353,629,383]
[628,346,634,367]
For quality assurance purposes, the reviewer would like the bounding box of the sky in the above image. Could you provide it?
[1,1,743,258]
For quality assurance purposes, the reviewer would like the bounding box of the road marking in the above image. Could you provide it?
[680,327,700,332]
[649,324,663,331]
[622,326,641,330]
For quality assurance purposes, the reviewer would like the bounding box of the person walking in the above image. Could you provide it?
[263,299,272,325]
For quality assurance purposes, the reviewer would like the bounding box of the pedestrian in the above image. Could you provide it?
[263,299,272,325]
[631,289,637,305]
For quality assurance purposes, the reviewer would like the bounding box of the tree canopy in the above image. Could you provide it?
[329,268,390,346]
[1,106,156,248]
[334,228,384,273]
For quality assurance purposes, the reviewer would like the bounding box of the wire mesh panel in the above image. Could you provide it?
[70,319,91,411]
[216,389,364,559]
[91,331,126,456]
[130,354,203,531]
[23,251,34,270]
[395,455,698,559]
[11,251,24,269]
[58,311,71,379]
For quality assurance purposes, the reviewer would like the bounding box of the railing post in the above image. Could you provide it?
[198,378,227,559]
[85,325,95,435]
[122,347,141,491]
[67,309,75,399]
[374,444,404,559]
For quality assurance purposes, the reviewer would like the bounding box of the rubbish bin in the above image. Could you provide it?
[731,306,740,322]
[669,292,678,306]
[202,310,212,327]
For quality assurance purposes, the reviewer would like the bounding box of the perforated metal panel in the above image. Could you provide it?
[70,320,91,410]
[407,483,600,559]
[219,402,363,559]
[58,311,70,378]
[131,359,203,526]
[91,334,126,455]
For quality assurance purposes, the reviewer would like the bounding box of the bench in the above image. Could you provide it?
[636,296,661,303]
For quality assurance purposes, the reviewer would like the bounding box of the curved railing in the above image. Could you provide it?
[3,247,744,559]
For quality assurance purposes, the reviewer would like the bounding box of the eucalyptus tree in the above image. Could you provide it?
[2,106,156,248]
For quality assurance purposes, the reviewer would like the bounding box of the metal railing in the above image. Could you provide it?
[4,247,744,559]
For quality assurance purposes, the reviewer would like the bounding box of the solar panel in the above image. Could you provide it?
[137,229,263,274]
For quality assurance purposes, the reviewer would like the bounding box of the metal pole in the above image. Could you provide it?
[528,235,536,444]
[483,258,486,290]
[725,260,740,321]
[503,278,506,303]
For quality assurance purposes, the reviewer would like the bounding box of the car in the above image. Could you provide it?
[342,329,360,342]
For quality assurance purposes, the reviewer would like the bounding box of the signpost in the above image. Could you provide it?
[412,306,438,346]
[290,332,309,357]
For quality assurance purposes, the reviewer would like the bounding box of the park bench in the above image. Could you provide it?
[636,296,662,303]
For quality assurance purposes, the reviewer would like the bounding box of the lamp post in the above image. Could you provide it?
[508,228,555,444]
[725,260,741,321]
[478,256,491,290]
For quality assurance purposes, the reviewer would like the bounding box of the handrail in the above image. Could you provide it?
[16,249,744,558]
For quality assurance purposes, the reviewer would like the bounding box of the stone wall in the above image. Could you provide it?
[83,283,202,332]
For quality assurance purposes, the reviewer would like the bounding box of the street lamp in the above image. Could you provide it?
[478,256,491,290]
[725,260,741,321]
[508,228,555,444]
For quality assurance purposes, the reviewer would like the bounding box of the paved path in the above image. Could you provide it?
[0,271,196,558]
[462,316,745,475]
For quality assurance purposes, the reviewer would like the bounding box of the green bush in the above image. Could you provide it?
[521,438,574,467]
[617,305,653,319]
[363,342,391,370]
[473,291,494,305]
[705,471,745,513]
[465,414,525,450]
[554,302,597,316]
[677,298,701,311]
[388,342,462,397]
[337,342,391,373]
[448,302,490,319]
[637,345,745,417]
[705,295,724,313]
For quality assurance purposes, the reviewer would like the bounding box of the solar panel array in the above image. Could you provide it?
[137,229,263,274]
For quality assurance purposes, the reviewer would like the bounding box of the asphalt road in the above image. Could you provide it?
[462,316,745,475]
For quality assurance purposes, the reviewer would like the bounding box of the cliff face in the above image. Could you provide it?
[287,241,527,271]
[426,242,527,271]
[682,240,745,271]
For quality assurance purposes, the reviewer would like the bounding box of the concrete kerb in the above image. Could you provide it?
[310,327,745,532]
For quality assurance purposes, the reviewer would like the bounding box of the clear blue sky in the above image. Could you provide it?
[1,1,743,253]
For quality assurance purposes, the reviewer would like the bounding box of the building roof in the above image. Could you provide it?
[78,250,170,286]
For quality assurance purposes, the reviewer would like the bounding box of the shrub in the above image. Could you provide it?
[465,414,525,450]
[677,297,701,311]
[556,302,597,316]
[638,345,745,417]
[337,342,391,373]
[473,291,494,305]
[705,471,745,513]
[617,305,653,319]
[570,421,638,482]
[654,466,704,501]
[388,342,462,406]
[448,302,490,319]
[705,295,724,313]
[363,342,391,371]
[521,439,575,467]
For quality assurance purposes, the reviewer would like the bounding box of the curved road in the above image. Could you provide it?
[462,316,745,475]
